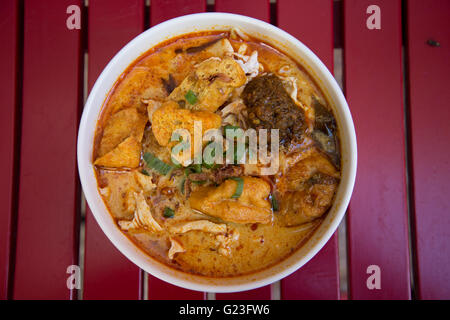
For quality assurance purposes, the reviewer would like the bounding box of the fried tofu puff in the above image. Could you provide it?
[94,108,147,168]
[151,100,221,161]
[97,108,148,157]
[169,56,246,112]
[189,177,272,224]
[94,135,142,168]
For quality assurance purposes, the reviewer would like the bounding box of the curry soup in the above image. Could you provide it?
[93,30,340,277]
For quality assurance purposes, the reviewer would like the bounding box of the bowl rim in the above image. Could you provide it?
[77,12,357,293]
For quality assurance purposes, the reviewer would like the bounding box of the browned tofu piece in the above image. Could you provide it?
[189,176,272,224]
[151,100,221,147]
[169,56,246,112]
[97,108,148,157]
[94,135,141,168]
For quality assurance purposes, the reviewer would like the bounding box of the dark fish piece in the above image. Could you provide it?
[242,74,306,145]
[311,98,340,168]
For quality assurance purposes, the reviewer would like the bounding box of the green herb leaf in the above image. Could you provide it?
[202,162,215,169]
[203,141,219,169]
[271,194,279,211]
[143,152,173,175]
[163,207,175,218]
[141,169,150,176]
[192,164,202,173]
[223,126,245,164]
[224,125,240,131]
[172,162,183,169]
[192,180,206,185]
[185,90,198,105]
[229,177,244,199]
[183,163,202,176]
[180,178,186,195]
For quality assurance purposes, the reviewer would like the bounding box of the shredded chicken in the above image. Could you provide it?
[169,220,227,234]
[124,189,137,215]
[220,99,245,117]
[230,27,250,41]
[219,99,247,127]
[237,43,248,55]
[168,237,185,260]
[134,171,157,192]
[233,51,261,79]
[118,191,162,232]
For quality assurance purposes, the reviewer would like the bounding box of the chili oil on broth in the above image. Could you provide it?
[93,31,341,278]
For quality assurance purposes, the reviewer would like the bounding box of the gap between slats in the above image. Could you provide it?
[400,0,417,297]
[76,0,90,300]
[333,0,349,299]
[5,0,25,300]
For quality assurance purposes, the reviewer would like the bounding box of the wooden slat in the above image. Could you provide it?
[147,0,207,300]
[214,0,271,300]
[282,238,339,299]
[215,287,272,300]
[13,0,82,299]
[147,279,205,300]
[214,0,270,21]
[83,0,145,300]
[406,0,450,300]
[344,0,411,299]
[150,0,206,26]
[277,0,340,300]
[0,0,20,300]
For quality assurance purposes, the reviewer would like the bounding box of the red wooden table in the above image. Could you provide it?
[1,0,449,300]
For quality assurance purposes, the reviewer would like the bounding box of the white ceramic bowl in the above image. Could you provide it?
[78,12,357,293]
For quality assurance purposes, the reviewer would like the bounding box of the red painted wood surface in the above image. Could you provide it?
[215,0,270,21]
[277,0,340,300]
[150,0,206,26]
[344,0,411,299]
[215,287,272,300]
[277,0,334,73]
[13,0,82,299]
[0,0,20,300]
[83,0,144,300]
[214,0,272,301]
[406,0,450,300]
[147,0,207,300]
[147,280,205,300]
